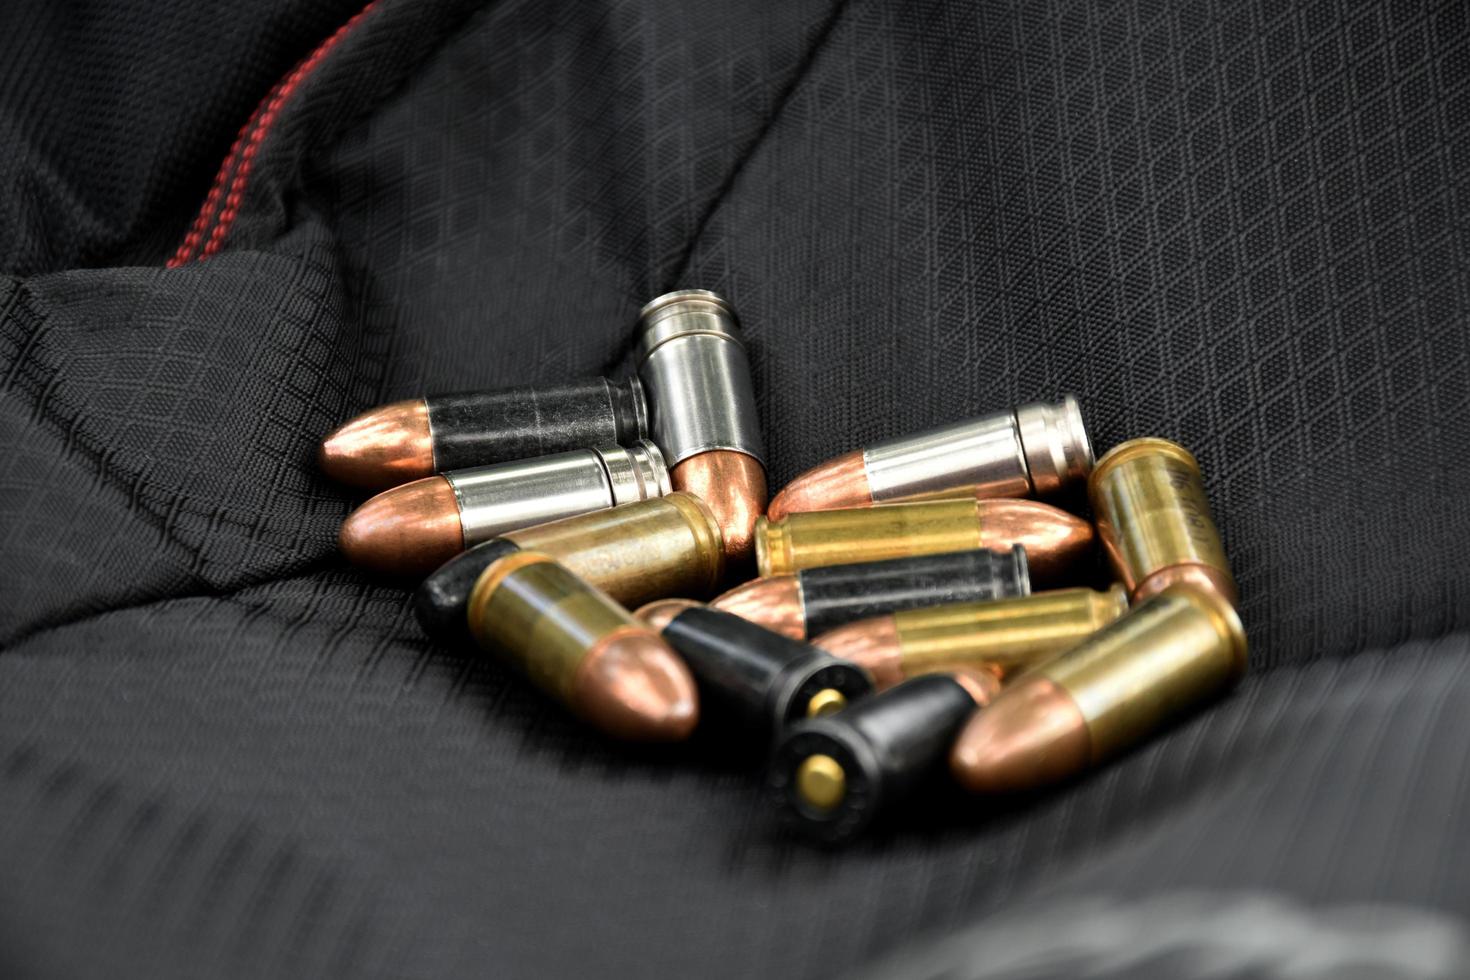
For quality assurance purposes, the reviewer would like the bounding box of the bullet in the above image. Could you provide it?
[711,546,1031,640]
[415,492,726,643]
[636,600,875,742]
[768,670,999,844]
[636,290,767,564]
[1089,438,1237,605]
[950,585,1247,794]
[755,494,1092,583]
[339,441,670,577]
[811,585,1129,690]
[318,377,648,491]
[767,397,1092,519]
[467,552,698,741]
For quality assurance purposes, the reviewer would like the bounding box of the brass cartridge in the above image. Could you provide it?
[1089,438,1236,605]
[467,553,698,741]
[755,495,1091,583]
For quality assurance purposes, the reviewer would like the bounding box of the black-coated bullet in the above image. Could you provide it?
[767,671,995,844]
[713,546,1031,640]
[637,601,875,743]
[319,377,647,490]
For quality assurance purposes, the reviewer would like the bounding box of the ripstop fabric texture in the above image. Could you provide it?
[2,1,1470,977]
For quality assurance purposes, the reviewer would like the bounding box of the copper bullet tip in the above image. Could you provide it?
[318,399,434,490]
[809,616,904,689]
[766,450,871,520]
[635,598,702,633]
[709,576,806,639]
[950,676,1090,794]
[570,628,699,741]
[671,450,767,567]
[976,497,1093,584]
[338,475,463,578]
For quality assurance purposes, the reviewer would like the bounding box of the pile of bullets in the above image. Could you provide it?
[321,290,1245,844]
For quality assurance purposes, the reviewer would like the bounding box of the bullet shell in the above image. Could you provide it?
[415,492,726,643]
[1089,438,1237,605]
[768,671,998,844]
[339,441,670,577]
[711,546,1031,640]
[950,585,1247,794]
[636,290,767,564]
[467,552,698,741]
[767,397,1092,519]
[812,585,1129,690]
[755,494,1092,583]
[318,377,648,490]
[636,600,874,742]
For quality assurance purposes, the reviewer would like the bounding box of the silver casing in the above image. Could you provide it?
[862,396,1093,502]
[446,441,671,546]
[635,289,766,467]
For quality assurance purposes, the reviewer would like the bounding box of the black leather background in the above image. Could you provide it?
[3,1,1469,977]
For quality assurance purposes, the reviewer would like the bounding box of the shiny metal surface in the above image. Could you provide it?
[448,441,669,546]
[636,289,765,466]
[863,412,1030,502]
[860,397,1092,503]
[1015,395,1094,496]
[1043,585,1246,760]
[468,552,698,742]
[506,492,725,605]
[1089,438,1236,605]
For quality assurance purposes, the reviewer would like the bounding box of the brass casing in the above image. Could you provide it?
[1089,438,1237,605]
[893,585,1129,680]
[1037,585,1247,762]
[468,552,638,701]
[504,491,725,604]
[756,498,985,577]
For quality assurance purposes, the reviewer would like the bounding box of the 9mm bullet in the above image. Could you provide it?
[812,585,1129,690]
[755,494,1093,583]
[636,290,767,565]
[767,397,1092,518]
[768,670,1000,844]
[415,492,726,643]
[1089,438,1237,605]
[637,601,875,743]
[319,377,648,491]
[950,585,1247,794]
[339,441,670,577]
[466,552,698,742]
[711,546,1031,640]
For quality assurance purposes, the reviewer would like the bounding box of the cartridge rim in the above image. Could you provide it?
[623,375,650,440]
[637,287,730,320]
[1165,583,1249,676]
[774,660,875,730]
[659,491,728,591]
[1015,396,1094,495]
[635,289,743,362]
[1087,437,1202,495]
[754,516,786,577]
[770,722,881,844]
[595,439,672,504]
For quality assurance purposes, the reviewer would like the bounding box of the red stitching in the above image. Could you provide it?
[167,0,380,268]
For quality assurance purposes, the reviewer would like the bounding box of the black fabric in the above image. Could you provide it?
[3,1,1470,977]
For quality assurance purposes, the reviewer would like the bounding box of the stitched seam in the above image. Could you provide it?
[167,0,384,267]
[167,87,277,267]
